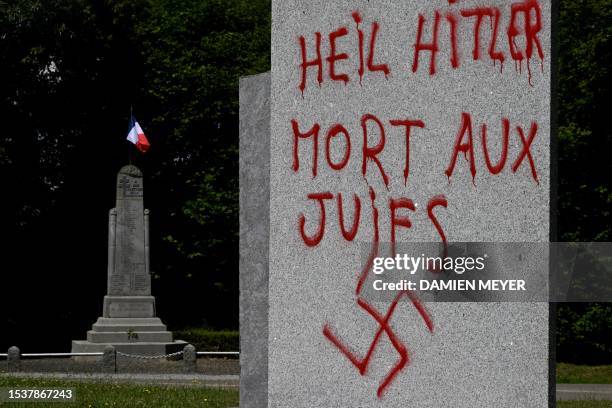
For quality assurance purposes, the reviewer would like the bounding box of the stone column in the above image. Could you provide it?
[144,209,150,277]
[103,165,155,318]
[106,209,117,294]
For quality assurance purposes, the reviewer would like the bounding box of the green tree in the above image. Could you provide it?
[0,0,270,350]
[133,0,270,328]
[556,0,612,364]
[557,0,611,242]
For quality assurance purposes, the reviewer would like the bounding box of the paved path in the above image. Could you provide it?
[2,372,239,389]
[557,384,612,401]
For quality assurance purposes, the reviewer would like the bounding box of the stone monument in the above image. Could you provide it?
[72,165,185,355]
[241,0,553,406]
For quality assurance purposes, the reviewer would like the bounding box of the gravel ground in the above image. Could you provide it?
[0,357,239,375]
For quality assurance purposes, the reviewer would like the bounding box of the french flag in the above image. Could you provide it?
[126,115,150,153]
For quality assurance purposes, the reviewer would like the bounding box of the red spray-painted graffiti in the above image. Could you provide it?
[291,0,545,399]
[298,0,545,92]
[323,292,433,398]
[291,111,540,397]
[319,189,445,398]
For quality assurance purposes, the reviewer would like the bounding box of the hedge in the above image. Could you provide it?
[557,303,612,364]
[173,328,239,352]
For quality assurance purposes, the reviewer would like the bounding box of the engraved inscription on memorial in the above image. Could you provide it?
[134,274,148,292]
[110,275,128,294]
[109,302,153,318]
[118,175,143,197]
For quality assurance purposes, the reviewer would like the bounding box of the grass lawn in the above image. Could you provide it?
[0,376,238,407]
[558,363,612,384]
[558,402,612,407]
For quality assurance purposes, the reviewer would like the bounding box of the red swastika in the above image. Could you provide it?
[324,239,434,398]
[323,290,433,398]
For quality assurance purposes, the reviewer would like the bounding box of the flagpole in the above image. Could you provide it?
[128,105,133,165]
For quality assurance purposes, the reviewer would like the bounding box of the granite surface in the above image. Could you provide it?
[239,72,271,408]
[268,1,551,406]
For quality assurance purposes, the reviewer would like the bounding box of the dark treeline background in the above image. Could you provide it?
[0,0,610,358]
[555,0,611,363]
[0,0,269,351]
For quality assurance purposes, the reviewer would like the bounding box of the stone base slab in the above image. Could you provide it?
[92,317,168,332]
[87,330,173,343]
[73,314,183,358]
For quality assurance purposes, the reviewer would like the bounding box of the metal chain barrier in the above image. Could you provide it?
[116,350,184,360]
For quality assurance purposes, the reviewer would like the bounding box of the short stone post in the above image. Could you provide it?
[183,344,196,373]
[102,346,116,374]
[7,347,20,372]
